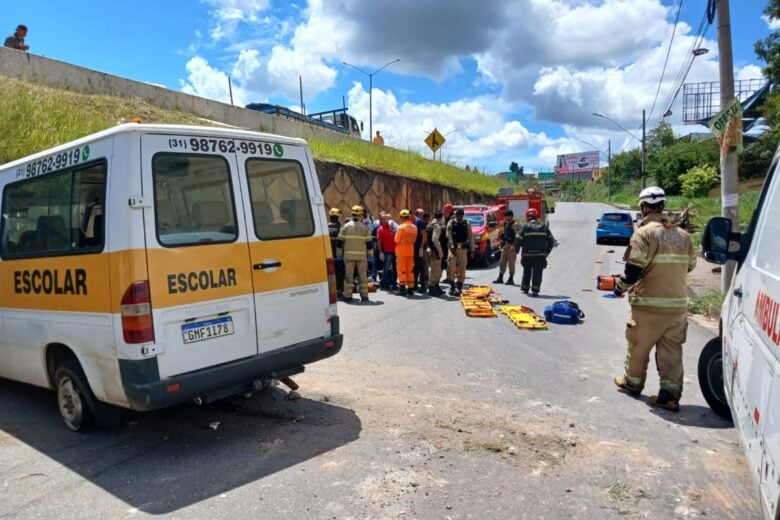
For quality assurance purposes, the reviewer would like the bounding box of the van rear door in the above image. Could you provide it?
[141,134,258,378]
[234,139,331,353]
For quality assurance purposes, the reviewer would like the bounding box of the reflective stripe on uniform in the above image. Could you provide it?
[629,296,688,308]
[659,379,682,390]
[652,254,691,264]
[341,234,370,240]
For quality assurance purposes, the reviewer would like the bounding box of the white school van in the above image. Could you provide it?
[0,123,342,431]
[700,145,780,519]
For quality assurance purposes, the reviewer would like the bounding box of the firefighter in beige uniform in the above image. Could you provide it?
[493,209,522,285]
[337,205,374,302]
[446,207,475,296]
[613,187,696,412]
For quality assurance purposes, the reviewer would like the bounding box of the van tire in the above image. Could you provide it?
[697,337,732,421]
[55,360,122,432]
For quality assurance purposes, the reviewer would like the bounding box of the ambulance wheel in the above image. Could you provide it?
[55,360,122,432]
[697,337,732,422]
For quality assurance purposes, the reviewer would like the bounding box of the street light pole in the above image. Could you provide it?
[581,139,612,202]
[342,58,400,141]
[592,112,646,188]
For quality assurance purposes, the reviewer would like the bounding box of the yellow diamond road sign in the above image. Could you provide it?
[425,128,446,153]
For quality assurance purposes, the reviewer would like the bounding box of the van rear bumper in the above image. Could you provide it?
[119,318,343,411]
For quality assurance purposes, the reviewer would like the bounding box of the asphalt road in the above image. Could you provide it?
[0,202,759,519]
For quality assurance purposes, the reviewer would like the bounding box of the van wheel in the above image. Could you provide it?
[55,360,122,432]
[697,337,732,421]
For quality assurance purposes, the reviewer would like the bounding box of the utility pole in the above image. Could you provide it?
[641,109,647,188]
[607,139,612,203]
[717,0,739,293]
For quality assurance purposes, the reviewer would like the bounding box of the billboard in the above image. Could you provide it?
[554,151,599,175]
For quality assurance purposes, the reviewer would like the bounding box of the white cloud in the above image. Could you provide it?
[180,56,246,105]
[203,0,272,40]
[763,14,780,30]
[736,64,764,81]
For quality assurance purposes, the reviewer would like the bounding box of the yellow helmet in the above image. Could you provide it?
[351,205,364,216]
[399,209,411,218]
[329,207,341,217]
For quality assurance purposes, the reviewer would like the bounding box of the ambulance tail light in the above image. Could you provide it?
[326,259,337,304]
[121,280,155,344]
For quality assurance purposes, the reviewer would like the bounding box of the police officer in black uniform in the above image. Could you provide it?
[328,207,345,293]
[518,208,555,296]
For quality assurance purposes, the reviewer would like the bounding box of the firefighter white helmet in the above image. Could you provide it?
[638,186,666,206]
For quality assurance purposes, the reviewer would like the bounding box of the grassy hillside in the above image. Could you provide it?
[0,76,501,195]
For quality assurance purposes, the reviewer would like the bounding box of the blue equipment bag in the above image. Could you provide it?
[544,300,585,324]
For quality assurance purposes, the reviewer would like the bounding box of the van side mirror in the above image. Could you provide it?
[702,217,741,264]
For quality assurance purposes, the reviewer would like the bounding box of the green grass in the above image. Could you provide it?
[309,138,504,195]
[0,76,207,164]
[688,290,724,316]
[0,75,502,196]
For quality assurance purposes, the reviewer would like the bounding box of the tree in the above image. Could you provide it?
[646,121,676,155]
[650,138,719,195]
[509,161,520,173]
[610,149,643,185]
[755,0,780,85]
[680,164,720,197]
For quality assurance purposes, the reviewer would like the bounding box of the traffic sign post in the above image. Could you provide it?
[424,128,446,159]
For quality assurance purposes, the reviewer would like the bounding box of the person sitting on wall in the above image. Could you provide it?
[373,131,385,145]
[4,24,29,51]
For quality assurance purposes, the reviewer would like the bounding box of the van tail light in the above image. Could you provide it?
[121,280,155,344]
[326,259,337,304]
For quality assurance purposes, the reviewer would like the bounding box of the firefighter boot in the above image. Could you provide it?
[456,282,463,295]
[448,284,458,296]
[614,376,643,396]
[360,295,369,302]
[649,390,680,412]
[493,273,504,284]
[506,275,515,286]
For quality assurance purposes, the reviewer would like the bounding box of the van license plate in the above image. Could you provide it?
[182,317,234,344]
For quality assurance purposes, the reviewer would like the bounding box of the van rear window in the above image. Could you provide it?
[1,161,107,258]
[153,154,239,247]
[245,159,314,240]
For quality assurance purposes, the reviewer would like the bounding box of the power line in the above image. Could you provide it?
[652,1,714,129]
[648,0,684,124]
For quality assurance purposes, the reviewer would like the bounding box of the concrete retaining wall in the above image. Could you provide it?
[316,160,486,218]
[0,47,345,142]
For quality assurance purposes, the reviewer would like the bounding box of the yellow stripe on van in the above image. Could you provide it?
[0,253,114,313]
[0,235,330,313]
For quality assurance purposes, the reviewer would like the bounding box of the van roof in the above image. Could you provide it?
[0,123,309,171]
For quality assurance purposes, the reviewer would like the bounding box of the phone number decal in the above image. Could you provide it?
[16,145,91,179]
[167,138,285,158]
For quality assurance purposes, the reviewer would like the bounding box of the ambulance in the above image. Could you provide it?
[0,123,343,431]
[700,145,780,519]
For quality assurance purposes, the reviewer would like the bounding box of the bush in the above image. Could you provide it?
[680,164,720,197]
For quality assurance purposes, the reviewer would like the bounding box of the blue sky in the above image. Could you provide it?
[1,1,773,174]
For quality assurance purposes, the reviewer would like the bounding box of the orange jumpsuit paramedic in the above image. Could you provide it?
[394,209,418,297]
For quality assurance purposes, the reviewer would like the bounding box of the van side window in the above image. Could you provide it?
[245,159,314,240]
[153,154,238,247]
[753,171,780,276]
[1,161,107,258]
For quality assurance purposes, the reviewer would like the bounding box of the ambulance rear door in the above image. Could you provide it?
[141,133,259,378]
[234,138,331,353]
